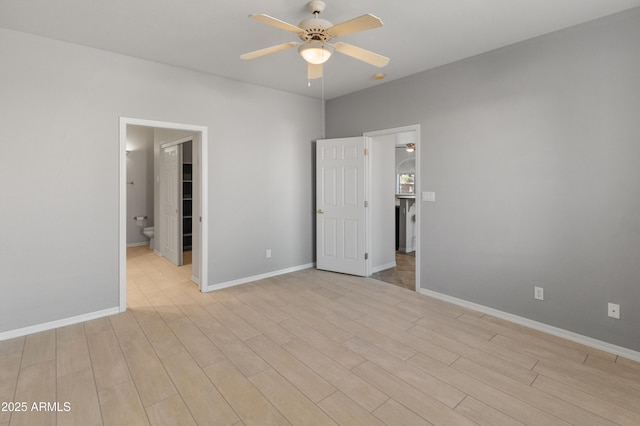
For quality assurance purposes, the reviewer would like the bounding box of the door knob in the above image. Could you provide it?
[316,209,324,214]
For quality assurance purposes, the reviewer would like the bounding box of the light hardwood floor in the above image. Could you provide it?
[1,245,639,425]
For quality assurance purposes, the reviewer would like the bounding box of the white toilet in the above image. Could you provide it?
[143,227,155,249]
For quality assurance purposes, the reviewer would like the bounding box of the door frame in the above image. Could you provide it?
[364,124,421,291]
[119,117,208,312]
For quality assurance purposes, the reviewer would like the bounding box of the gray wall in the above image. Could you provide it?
[126,125,154,245]
[0,28,320,333]
[326,8,640,351]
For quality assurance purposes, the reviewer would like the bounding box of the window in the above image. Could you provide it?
[397,173,415,194]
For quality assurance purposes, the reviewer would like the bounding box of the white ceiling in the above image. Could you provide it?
[1,0,639,100]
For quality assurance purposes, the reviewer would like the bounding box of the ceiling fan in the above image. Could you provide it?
[241,0,389,80]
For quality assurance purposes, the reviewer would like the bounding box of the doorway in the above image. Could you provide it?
[365,125,420,292]
[119,117,209,312]
[315,125,420,291]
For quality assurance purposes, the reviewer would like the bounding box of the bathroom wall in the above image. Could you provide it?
[126,125,154,246]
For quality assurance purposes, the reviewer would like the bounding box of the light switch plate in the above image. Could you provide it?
[422,191,435,202]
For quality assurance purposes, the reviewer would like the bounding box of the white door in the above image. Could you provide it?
[162,144,182,266]
[316,137,367,276]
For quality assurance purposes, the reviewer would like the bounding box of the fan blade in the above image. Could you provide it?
[327,14,383,38]
[249,14,305,34]
[333,42,389,67]
[241,42,299,60]
[308,63,323,80]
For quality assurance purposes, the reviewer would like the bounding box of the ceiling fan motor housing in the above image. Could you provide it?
[297,18,333,42]
[298,1,332,42]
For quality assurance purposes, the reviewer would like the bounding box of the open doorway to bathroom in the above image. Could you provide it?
[125,125,156,250]
[365,125,419,292]
[119,117,208,312]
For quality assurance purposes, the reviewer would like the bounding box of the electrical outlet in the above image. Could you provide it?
[534,286,544,301]
[266,249,272,258]
[608,303,620,319]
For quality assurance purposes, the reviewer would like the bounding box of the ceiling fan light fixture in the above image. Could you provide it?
[299,41,334,64]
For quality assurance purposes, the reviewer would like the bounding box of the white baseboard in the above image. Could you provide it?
[371,261,396,274]
[205,263,315,292]
[418,288,640,363]
[0,307,120,342]
[127,241,150,248]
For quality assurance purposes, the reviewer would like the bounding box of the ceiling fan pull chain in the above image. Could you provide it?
[321,74,326,138]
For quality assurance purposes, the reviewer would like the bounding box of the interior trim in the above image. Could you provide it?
[0,307,120,342]
[119,116,209,312]
[205,263,316,292]
[418,288,640,362]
